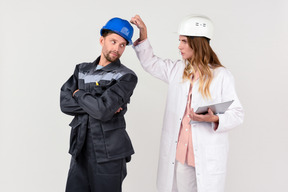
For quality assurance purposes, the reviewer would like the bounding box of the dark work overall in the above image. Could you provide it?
[65,128,127,192]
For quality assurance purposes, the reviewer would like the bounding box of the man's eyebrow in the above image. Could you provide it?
[112,37,126,45]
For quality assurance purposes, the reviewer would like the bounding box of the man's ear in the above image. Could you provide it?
[100,36,104,46]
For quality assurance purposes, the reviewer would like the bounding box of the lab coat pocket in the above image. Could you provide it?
[206,145,227,174]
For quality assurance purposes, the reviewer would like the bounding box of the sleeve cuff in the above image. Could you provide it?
[213,114,223,132]
[133,38,150,50]
[212,122,219,131]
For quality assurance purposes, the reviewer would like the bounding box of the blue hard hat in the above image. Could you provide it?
[100,17,134,45]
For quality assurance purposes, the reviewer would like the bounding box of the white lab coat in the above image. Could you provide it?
[133,39,244,192]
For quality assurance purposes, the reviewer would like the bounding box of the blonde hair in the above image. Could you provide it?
[182,37,223,99]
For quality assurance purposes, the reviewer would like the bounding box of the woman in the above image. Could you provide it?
[131,15,244,192]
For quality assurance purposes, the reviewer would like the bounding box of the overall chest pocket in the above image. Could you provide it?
[89,80,117,96]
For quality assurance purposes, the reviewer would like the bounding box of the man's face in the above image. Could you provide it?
[100,33,127,63]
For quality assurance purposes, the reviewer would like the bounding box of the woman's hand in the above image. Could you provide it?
[189,108,219,123]
[130,15,147,44]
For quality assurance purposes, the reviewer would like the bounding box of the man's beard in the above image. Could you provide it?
[104,51,120,62]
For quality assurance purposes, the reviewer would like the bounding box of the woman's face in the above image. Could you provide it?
[178,35,194,60]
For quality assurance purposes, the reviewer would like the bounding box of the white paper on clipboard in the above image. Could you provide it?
[194,100,234,114]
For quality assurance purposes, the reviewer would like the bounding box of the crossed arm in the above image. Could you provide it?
[60,66,137,121]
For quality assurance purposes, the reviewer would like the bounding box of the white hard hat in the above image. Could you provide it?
[178,15,214,40]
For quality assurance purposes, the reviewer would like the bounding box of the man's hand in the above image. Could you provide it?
[130,15,147,44]
[73,89,79,97]
[115,107,123,114]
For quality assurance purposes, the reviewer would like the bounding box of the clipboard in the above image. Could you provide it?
[194,100,234,114]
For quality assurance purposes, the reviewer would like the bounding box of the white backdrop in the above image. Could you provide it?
[1,0,288,191]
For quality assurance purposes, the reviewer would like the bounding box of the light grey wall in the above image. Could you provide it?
[1,0,287,191]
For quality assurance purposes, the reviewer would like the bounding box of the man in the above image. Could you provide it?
[60,17,137,192]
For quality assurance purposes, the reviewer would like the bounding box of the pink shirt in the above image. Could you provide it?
[176,84,195,166]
